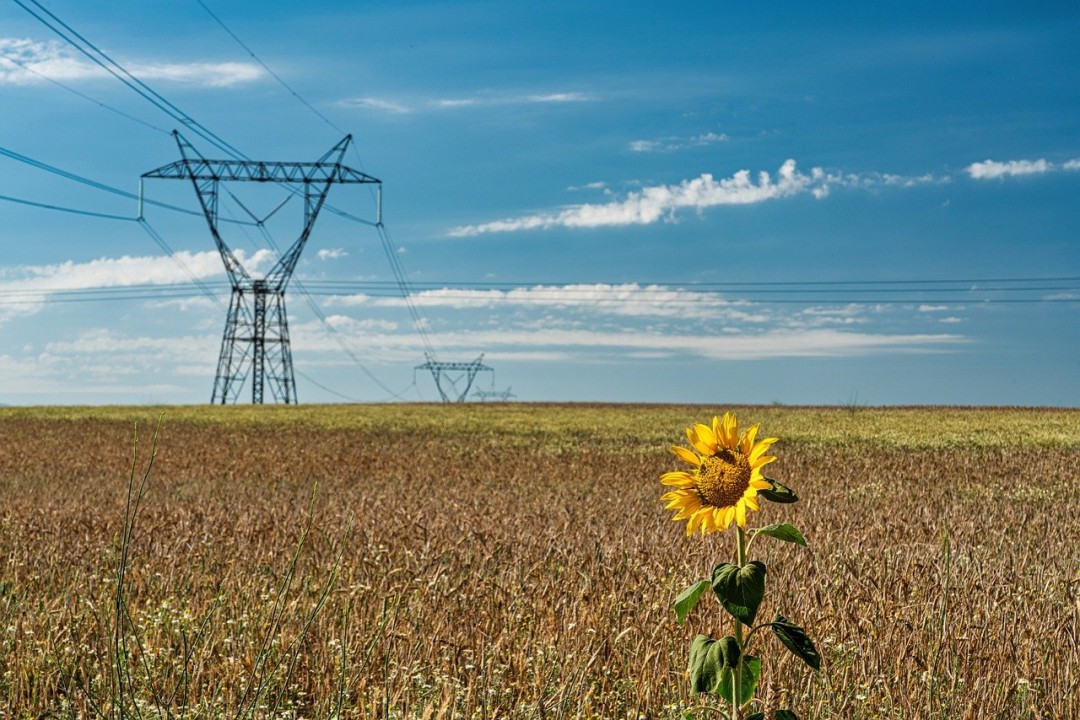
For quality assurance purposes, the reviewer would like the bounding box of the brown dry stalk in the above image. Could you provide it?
[0,407,1077,718]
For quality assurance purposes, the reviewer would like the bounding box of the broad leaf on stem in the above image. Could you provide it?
[754,523,807,547]
[758,477,799,504]
[770,613,821,670]
[711,561,767,626]
[716,654,761,707]
[687,635,725,694]
[673,580,711,626]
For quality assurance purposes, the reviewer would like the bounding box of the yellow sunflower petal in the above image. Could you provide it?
[744,495,760,512]
[752,454,778,469]
[688,423,717,455]
[699,509,717,535]
[751,478,772,490]
[671,445,702,467]
[721,506,736,529]
[673,501,700,520]
[740,423,760,455]
[748,437,778,462]
[686,507,708,536]
[735,502,747,528]
[663,490,695,508]
[719,412,739,450]
[660,471,696,488]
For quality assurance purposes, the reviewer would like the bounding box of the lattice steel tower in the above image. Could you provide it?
[415,353,494,403]
[142,131,380,404]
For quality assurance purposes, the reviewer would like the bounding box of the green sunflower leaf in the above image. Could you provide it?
[775,711,800,720]
[715,654,761,706]
[687,634,725,694]
[770,613,821,670]
[747,714,766,720]
[711,561,767,626]
[758,478,799,504]
[718,635,741,669]
[674,580,711,626]
[753,523,808,547]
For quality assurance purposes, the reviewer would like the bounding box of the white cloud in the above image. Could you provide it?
[337,96,412,113]
[0,249,272,323]
[339,90,594,114]
[129,61,263,87]
[317,248,348,260]
[331,283,778,322]
[628,131,729,153]
[524,92,591,103]
[1064,159,1080,171]
[966,158,1052,180]
[359,325,967,361]
[0,37,264,87]
[450,160,827,236]
[448,161,953,235]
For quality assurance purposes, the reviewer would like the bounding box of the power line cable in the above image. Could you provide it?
[192,0,347,136]
[12,0,248,160]
[137,218,227,310]
[185,0,438,359]
[8,278,1080,305]
[0,192,133,221]
[0,143,255,224]
[0,50,170,135]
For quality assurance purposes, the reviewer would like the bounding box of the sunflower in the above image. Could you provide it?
[661,412,778,536]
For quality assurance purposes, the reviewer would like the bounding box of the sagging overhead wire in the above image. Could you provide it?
[0,49,170,135]
[12,1,411,399]
[7,277,1080,306]
[0,143,255,225]
[193,0,347,136]
[189,0,438,361]
[11,0,247,161]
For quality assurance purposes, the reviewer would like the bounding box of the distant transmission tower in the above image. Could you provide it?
[142,131,380,404]
[415,353,494,402]
[473,386,516,402]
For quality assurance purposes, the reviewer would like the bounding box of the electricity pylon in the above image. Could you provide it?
[142,131,380,404]
[415,353,494,402]
[473,386,516,401]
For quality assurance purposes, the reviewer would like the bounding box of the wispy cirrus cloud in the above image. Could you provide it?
[323,283,967,340]
[330,283,772,322]
[448,161,946,236]
[337,90,594,114]
[0,37,264,87]
[628,131,728,153]
[294,320,967,363]
[966,157,1080,180]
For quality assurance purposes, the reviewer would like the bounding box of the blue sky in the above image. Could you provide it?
[1,1,1078,405]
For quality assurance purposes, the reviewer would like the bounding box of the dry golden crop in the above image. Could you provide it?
[0,405,1077,718]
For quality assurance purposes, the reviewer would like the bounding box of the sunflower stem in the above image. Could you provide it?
[731,525,748,720]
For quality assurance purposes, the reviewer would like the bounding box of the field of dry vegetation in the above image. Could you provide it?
[1,404,1078,718]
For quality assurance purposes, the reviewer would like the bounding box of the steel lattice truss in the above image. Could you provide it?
[143,131,380,404]
[415,353,494,403]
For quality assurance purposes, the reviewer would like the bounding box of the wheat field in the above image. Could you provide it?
[0,404,1078,718]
